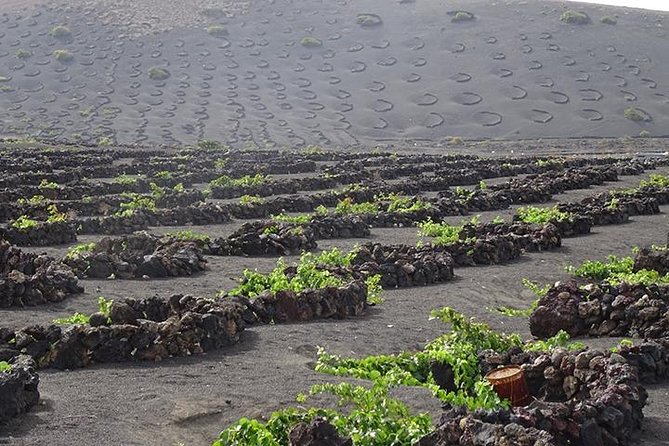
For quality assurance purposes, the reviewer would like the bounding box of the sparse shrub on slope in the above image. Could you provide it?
[560,10,591,24]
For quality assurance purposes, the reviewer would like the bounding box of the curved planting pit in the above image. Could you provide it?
[530,280,669,339]
[421,348,646,446]
[0,239,82,307]
[351,244,455,288]
[530,246,669,339]
[62,232,206,279]
[0,355,40,422]
[230,280,369,325]
[0,295,244,369]
[210,221,318,256]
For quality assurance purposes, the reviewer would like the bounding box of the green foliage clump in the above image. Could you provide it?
[314,205,329,216]
[491,216,505,225]
[272,213,312,225]
[53,312,90,325]
[318,307,518,409]
[640,174,669,188]
[600,16,617,25]
[46,204,68,223]
[560,10,591,24]
[65,242,96,259]
[50,25,72,39]
[53,49,74,62]
[17,195,48,206]
[334,197,379,216]
[0,361,12,373]
[515,206,573,224]
[417,217,476,246]
[536,158,564,168]
[148,67,171,81]
[11,215,39,231]
[214,157,228,169]
[53,297,113,325]
[211,173,267,188]
[153,170,172,180]
[226,254,345,299]
[567,254,669,285]
[165,230,211,243]
[39,179,60,190]
[113,174,139,185]
[213,381,432,446]
[566,255,634,280]
[382,193,432,214]
[525,330,585,352]
[16,49,32,59]
[624,107,651,122]
[317,307,583,413]
[116,193,156,215]
[300,36,323,48]
[239,195,265,205]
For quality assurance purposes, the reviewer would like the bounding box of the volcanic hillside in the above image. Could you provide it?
[0,0,667,146]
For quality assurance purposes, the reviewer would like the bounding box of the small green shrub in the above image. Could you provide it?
[640,174,669,188]
[116,194,156,215]
[239,194,265,205]
[334,197,379,215]
[211,173,267,188]
[0,361,12,373]
[165,230,211,243]
[418,218,463,246]
[356,13,383,27]
[148,67,171,81]
[272,213,312,225]
[300,36,323,48]
[624,107,651,122]
[639,130,651,138]
[39,179,60,190]
[600,16,617,25]
[451,11,475,22]
[515,206,573,224]
[16,49,32,59]
[560,10,591,24]
[381,193,432,214]
[113,174,139,186]
[46,204,68,223]
[65,242,96,259]
[17,195,48,206]
[53,49,74,62]
[53,312,90,325]
[11,215,39,231]
[50,25,72,39]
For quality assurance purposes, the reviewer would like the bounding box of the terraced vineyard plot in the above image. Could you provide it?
[0,142,668,445]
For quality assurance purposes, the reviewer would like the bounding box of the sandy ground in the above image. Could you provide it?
[1,164,668,445]
[0,0,667,146]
